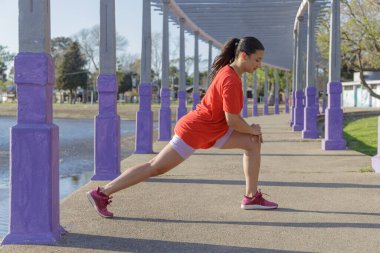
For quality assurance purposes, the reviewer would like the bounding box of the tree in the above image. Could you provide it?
[75,25,128,72]
[316,0,380,99]
[56,41,88,102]
[151,32,162,81]
[0,61,6,82]
[0,45,15,82]
[51,37,73,61]
[51,37,74,90]
[118,72,133,94]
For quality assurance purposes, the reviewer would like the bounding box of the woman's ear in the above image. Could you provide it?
[240,52,247,60]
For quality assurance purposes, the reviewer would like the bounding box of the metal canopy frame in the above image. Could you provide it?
[151,0,330,71]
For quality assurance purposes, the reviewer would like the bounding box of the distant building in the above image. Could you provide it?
[342,71,380,108]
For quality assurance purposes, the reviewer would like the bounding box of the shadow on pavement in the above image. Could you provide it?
[53,233,308,253]
[145,178,380,189]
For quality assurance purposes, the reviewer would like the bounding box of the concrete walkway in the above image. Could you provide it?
[1,114,379,252]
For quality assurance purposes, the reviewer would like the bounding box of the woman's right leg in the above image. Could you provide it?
[101,143,184,196]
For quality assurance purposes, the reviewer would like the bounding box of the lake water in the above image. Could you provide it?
[0,117,155,238]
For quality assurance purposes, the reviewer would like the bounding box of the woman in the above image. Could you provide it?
[87,36,278,218]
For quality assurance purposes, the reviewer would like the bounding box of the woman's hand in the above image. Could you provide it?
[250,123,261,135]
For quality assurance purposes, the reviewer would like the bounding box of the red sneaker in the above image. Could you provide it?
[241,190,278,210]
[86,187,114,218]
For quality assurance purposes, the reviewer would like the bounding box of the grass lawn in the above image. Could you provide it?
[343,116,378,157]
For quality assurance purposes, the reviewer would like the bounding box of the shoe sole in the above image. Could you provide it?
[86,191,113,218]
[241,204,278,210]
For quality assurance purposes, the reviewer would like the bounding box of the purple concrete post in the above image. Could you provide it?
[159,88,171,141]
[315,95,320,114]
[285,96,290,114]
[263,96,269,115]
[302,86,319,138]
[176,90,187,121]
[290,91,295,126]
[252,72,259,117]
[93,75,121,180]
[274,97,280,114]
[192,92,200,110]
[2,53,62,244]
[135,84,153,153]
[292,90,304,131]
[253,98,259,117]
[371,116,380,173]
[242,96,248,118]
[322,82,346,150]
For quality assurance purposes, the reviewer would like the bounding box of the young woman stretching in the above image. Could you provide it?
[87,36,278,218]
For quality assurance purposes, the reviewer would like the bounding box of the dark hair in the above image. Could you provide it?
[209,36,264,82]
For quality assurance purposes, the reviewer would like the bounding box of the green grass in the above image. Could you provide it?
[359,166,375,173]
[343,116,378,156]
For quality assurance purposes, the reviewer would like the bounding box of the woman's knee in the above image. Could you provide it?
[244,135,261,153]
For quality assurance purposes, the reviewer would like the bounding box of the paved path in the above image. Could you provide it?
[1,114,379,252]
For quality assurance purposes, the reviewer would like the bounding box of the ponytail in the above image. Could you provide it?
[209,37,265,82]
[209,38,239,82]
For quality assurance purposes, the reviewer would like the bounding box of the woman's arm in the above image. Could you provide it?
[225,112,261,136]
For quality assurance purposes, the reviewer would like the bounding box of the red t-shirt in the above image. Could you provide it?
[174,65,243,149]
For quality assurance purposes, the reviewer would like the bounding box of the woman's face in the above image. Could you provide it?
[243,50,264,73]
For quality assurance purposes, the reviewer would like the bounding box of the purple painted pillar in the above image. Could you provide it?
[135,84,153,153]
[176,90,187,121]
[252,72,259,117]
[322,82,346,150]
[302,87,319,138]
[371,116,380,173]
[242,96,248,118]
[290,91,295,126]
[253,98,259,117]
[315,95,320,114]
[93,75,121,180]
[2,53,62,244]
[159,88,171,141]
[263,96,269,115]
[285,96,290,114]
[192,92,200,110]
[292,90,304,131]
[274,97,280,114]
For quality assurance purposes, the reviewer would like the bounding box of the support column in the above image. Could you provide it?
[3,0,62,244]
[371,117,380,173]
[136,0,153,154]
[322,0,346,150]
[322,68,327,113]
[93,0,121,180]
[354,85,358,107]
[263,66,269,115]
[242,73,248,117]
[285,71,290,113]
[192,31,200,110]
[290,29,298,126]
[158,0,171,141]
[176,17,187,121]
[208,41,213,88]
[302,0,319,139]
[293,17,305,131]
[274,69,280,114]
[315,65,320,114]
[252,71,259,116]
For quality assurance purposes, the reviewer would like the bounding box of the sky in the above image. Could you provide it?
[0,0,218,74]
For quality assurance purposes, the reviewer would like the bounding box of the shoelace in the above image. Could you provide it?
[101,195,113,206]
[256,189,270,199]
